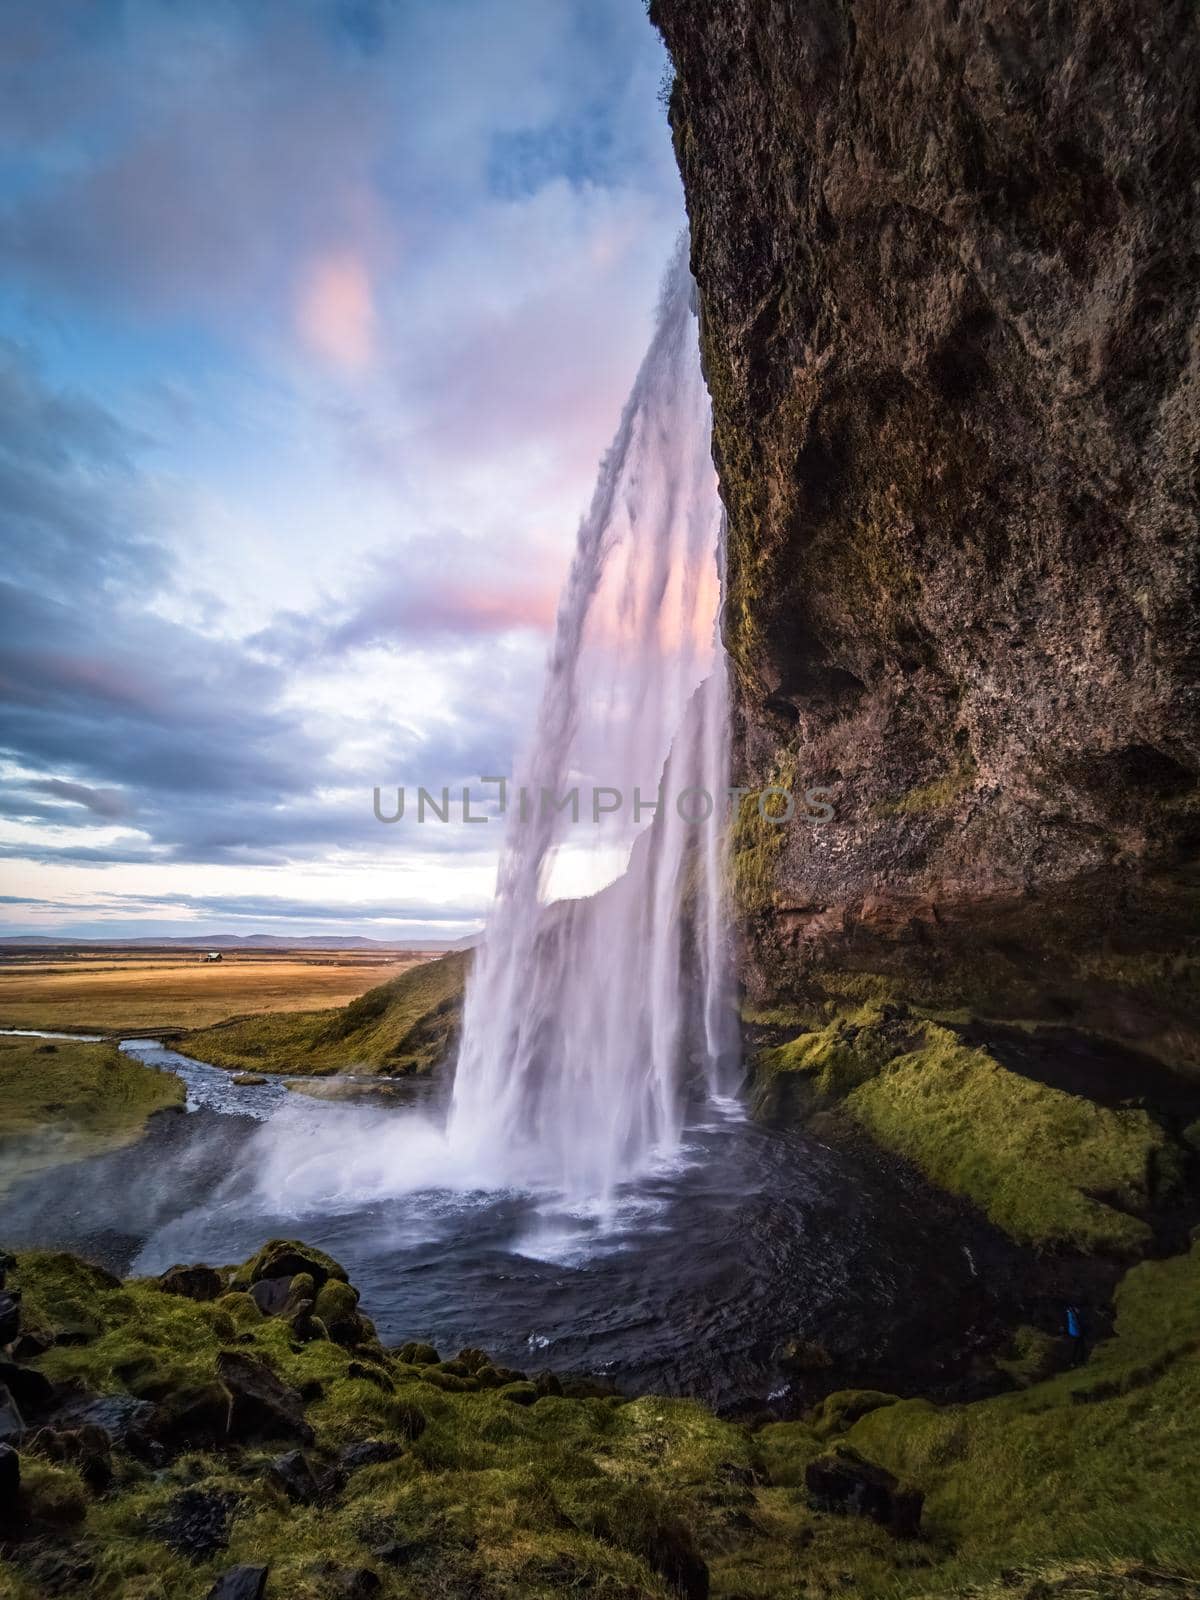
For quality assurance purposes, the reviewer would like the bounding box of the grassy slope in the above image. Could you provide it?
[0,1036,185,1195]
[755,1012,1178,1254]
[3,1241,1197,1599]
[180,951,468,1077]
[743,1242,1200,1598]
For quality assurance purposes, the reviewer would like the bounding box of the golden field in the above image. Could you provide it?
[0,948,436,1033]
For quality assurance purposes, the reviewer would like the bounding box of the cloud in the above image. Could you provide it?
[26,779,131,819]
[296,250,376,371]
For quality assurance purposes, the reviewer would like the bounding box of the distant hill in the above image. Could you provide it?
[0,933,479,952]
[180,950,470,1077]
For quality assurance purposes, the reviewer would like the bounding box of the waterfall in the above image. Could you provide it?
[448,240,738,1203]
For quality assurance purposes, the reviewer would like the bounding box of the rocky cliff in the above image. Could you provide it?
[651,0,1200,1054]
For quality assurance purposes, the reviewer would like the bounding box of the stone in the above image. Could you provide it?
[268,1448,320,1504]
[156,1487,235,1560]
[0,1443,19,1511]
[339,1438,402,1473]
[232,1073,267,1086]
[147,1381,232,1449]
[59,1393,156,1450]
[31,1424,113,1491]
[0,1359,53,1417]
[217,1351,313,1444]
[158,1264,223,1302]
[0,1292,20,1346]
[346,1361,393,1393]
[395,1341,439,1366]
[805,1444,924,1538]
[245,1239,347,1290]
[0,1385,24,1447]
[249,1276,293,1317]
[207,1567,268,1600]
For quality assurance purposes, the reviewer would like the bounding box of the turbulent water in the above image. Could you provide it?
[449,241,738,1203]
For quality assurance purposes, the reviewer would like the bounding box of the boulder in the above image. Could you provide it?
[217,1351,313,1444]
[158,1264,223,1302]
[147,1381,232,1450]
[395,1342,439,1366]
[156,1486,235,1560]
[268,1448,320,1504]
[534,1371,563,1399]
[313,1280,370,1346]
[0,1384,24,1447]
[249,1277,293,1317]
[0,1443,19,1512]
[58,1393,156,1450]
[30,1424,113,1491]
[232,1074,267,1086]
[0,1360,54,1418]
[243,1239,347,1290]
[805,1444,923,1538]
[0,1292,21,1346]
[339,1438,402,1473]
[208,1567,268,1600]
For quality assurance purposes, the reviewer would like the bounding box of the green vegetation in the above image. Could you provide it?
[0,1035,184,1196]
[744,1241,1200,1597]
[3,1238,1198,1598]
[181,952,468,1077]
[873,751,978,816]
[755,1010,1180,1253]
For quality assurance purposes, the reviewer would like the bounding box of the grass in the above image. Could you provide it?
[755,1011,1179,1253]
[181,951,468,1076]
[0,1035,184,1196]
[4,1239,1198,1599]
[0,951,435,1034]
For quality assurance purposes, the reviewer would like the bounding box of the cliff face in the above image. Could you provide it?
[652,0,1200,1038]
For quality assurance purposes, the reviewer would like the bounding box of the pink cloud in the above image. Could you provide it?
[296,251,376,372]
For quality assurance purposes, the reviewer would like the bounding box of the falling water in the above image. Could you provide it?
[448,240,738,1202]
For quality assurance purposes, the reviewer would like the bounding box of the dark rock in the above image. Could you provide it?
[0,1443,19,1510]
[285,1300,323,1343]
[158,1264,223,1302]
[58,1393,156,1450]
[395,1341,439,1366]
[30,1424,113,1491]
[0,1292,21,1346]
[26,1545,95,1595]
[805,1444,923,1538]
[315,1565,381,1599]
[0,1384,24,1447]
[268,1447,320,1504]
[533,1371,563,1399]
[208,1566,268,1600]
[313,1280,370,1347]
[155,1487,236,1560]
[339,1438,402,1472]
[249,1276,293,1317]
[0,1360,53,1417]
[372,1538,421,1567]
[218,1351,313,1444]
[652,0,1200,1051]
[147,1381,232,1449]
[453,1346,491,1373]
[11,1329,52,1361]
[245,1239,346,1289]
[500,1381,538,1406]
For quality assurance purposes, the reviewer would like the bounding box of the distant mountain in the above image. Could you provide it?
[0,933,480,952]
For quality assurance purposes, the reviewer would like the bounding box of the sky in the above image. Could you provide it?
[0,0,684,942]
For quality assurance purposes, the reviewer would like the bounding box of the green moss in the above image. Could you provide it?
[753,1013,1177,1253]
[847,1024,1173,1254]
[874,750,978,816]
[5,1236,1200,1598]
[181,951,468,1077]
[0,1036,184,1195]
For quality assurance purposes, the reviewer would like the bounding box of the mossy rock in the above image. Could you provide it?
[239,1239,348,1291]
[810,1390,903,1439]
[395,1341,439,1366]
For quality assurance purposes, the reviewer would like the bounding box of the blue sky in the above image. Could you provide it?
[0,0,682,941]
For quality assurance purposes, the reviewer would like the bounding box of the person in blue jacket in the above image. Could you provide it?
[1065,1304,1087,1366]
